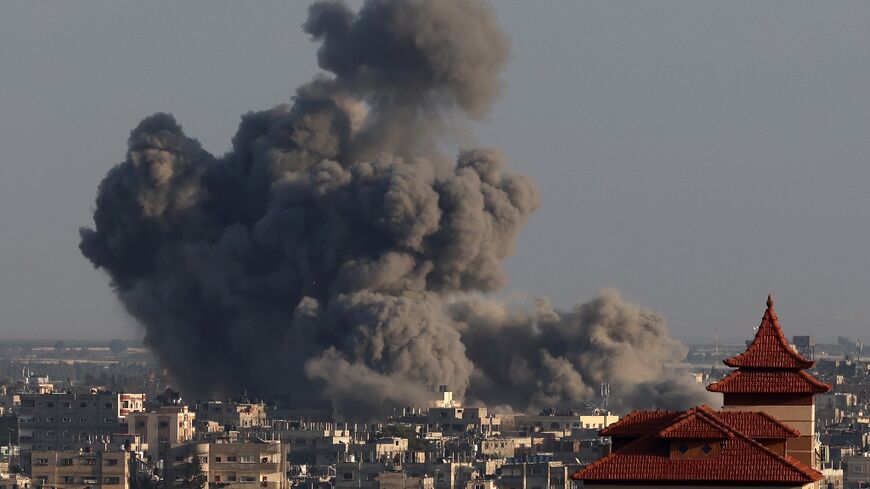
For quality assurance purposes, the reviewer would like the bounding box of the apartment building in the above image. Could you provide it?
[18,392,141,454]
[122,405,195,461]
[209,440,284,488]
[196,401,267,430]
[30,448,129,489]
[496,460,570,489]
[164,440,285,489]
[377,471,434,489]
[336,461,476,489]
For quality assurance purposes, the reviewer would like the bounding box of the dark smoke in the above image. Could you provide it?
[81,0,710,418]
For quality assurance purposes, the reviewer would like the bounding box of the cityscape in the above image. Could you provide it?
[3,1,870,489]
[0,296,868,488]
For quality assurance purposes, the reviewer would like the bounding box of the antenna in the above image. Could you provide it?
[714,327,720,358]
[600,382,610,410]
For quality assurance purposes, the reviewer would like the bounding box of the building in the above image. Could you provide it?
[196,401,267,430]
[707,295,829,467]
[336,461,475,489]
[572,295,829,488]
[378,471,435,489]
[18,391,142,454]
[0,473,30,489]
[30,448,129,489]
[843,455,870,489]
[122,405,195,460]
[164,439,285,489]
[496,458,570,489]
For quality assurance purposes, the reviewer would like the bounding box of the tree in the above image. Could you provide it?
[178,456,207,489]
[109,339,127,355]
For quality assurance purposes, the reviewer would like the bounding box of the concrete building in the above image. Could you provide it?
[377,471,435,489]
[30,448,129,489]
[122,405,195,461]
[208,439,284,488]
[843,455,870,489]
[18,392,142,454]
[336,461,475,489]
[0,473,30,489]
[496,459,570,489]
[196,401,267,430]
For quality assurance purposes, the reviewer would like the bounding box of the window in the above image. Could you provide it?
[226,456,238,462]
[63,402,71,408]
[60,458,74,466]
[34,458,49,466]
[175,456,185,462]
[80,403,88,408]
[159,421,169,428]
[530,468,543,476]
[228,475,237,482]
[105,403,113,409]
[61,476,75,483]
[215,457,222,463]
[240,456,255,463]
[80,417,88,423]
[62,417,71,423]
[215,475,221,482]
[342,472,354,481]
[105,417,114,423]
[105,458,119,466]
[856,465,865,474]
[240,476,256,482]
[46,417,55,423]
[104,477,120,484]
[46,403,54,408]
[137,421,146,428]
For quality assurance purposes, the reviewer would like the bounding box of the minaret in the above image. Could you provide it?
[707,295,830,467]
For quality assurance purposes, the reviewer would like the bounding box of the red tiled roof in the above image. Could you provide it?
[707,368,831,394]
[574,406,823,484]
[716,411,801,438]
[656,407,730,439]
[599,411,681,437]
[601,407,801,439]
[724,295,814,369]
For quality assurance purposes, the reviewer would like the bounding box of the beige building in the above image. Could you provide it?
[122,405,195,461]
[30,449,129,489]
[196,401,267,430]
[0,473,30,489]
[164,440,285,489]
[377,471,434,489]
[208,440,284,488]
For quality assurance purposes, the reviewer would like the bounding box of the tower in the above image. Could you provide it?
[707,295,830,467]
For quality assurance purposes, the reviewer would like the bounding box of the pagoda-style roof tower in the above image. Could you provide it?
[707,295,830,467]
[707,295,829,396]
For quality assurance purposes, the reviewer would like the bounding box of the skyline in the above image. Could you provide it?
[3,1,870,344]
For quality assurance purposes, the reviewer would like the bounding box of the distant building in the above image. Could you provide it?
[196,401,267,430]
[843,455,870,489]
[121,405,195,461]
[30,448,129,489]
[18,391,143,456]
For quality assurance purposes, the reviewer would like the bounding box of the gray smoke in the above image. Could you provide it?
[451,290,715,412]
[80,0,709,419]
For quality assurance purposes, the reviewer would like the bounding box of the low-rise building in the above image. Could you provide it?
[197,401,267,430]
[30,448,129,489]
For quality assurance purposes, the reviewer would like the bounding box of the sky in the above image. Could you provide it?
[1,1,870,343]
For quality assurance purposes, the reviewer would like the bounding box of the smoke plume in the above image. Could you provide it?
[81,0,710,418]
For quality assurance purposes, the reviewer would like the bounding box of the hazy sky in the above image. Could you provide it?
[2,1,870,343]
